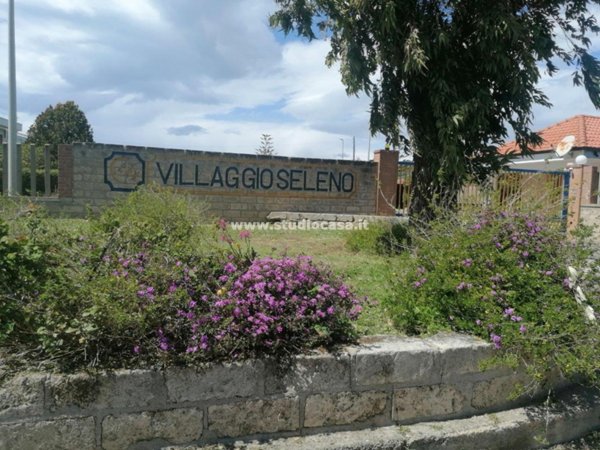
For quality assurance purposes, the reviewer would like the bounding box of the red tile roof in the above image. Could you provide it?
[498,115,600,155]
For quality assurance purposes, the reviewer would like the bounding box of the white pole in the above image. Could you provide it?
[352,136,355,161]
[7,0,19,196]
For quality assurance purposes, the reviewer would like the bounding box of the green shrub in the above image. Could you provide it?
[94,184,212,255]
[386,210,600,389]
[346,221,410,255]
[0,209,52,347]
[1,187,363,371]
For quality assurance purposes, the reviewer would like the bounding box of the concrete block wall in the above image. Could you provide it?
[0,334,556,450]
[51,144,382,221]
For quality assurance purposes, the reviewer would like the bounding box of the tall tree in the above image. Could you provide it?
[256,133,276,156]
[26,101,94,158]
[270,1,600,220]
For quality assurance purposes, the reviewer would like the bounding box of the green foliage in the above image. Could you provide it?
[385,209,600,389]
[270,1,600,219]
[0,210,50,346]
[0,187,361,371]
[25,101,94,158]
[94,184,213,256]
[346,221,410,255]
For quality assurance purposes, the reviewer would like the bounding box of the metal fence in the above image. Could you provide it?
[1,143,58,196]
[396,162,569,218]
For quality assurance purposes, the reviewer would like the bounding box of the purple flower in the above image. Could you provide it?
[224,262,237,274]
[200,335,209,350]
[456,281,472,291]
[519,324,527,334]
[503,308,515,317]
[413,277,427,288]
[490,333,502,349]
[239,230,251,239]
[462,258,473,267]
[132,345,140,354]
[475,319,482,326]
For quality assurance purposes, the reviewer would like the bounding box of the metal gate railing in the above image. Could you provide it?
[396,162,570,218]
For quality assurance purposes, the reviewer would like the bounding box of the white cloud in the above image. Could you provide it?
[0,0,597,159]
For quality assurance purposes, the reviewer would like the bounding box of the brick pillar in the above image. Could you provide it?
[582,165,598,204]
[567,167,583,232]
[374,150,399,216]
[58,144,73,198]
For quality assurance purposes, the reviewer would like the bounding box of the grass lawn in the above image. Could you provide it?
[249,229,399,336]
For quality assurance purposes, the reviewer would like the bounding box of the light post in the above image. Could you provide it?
[7,0,19,196]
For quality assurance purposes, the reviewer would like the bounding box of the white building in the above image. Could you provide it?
[0,116,27,144]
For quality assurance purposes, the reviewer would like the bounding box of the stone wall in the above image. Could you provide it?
[44,144,385,221]
[0,334,558,450]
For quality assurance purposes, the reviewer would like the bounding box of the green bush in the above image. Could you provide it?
[346,221,410,255]
[0,187,362,371]
[386,210,600,389]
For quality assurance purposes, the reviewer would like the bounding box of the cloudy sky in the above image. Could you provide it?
[1,0,600,160]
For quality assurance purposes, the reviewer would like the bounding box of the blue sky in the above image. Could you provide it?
[0,0,600,160]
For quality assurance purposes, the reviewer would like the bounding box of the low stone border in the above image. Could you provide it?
[173,386,600,450]
[267,211,407,225]
[0,333,565,450]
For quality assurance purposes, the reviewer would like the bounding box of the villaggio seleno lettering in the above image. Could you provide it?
[155,162,355,193]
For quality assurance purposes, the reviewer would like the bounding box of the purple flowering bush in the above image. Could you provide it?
[2,189,362,371]
[54,250,361,368]
[387,210,600,388]
[161,256,362,361]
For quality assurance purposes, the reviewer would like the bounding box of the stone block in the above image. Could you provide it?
[422,333,495,379]
[166,361,263,403]
[393,384,468,422]
[304,391,388,428]
[45,372,99,412]
[46,370,166,412]
[208,398,299,437]
[264,353,351,395]
[0,374,46,420]
[0,417,95,450]
[353,336,440,387]
[101,408,203,450]
[472,373,530,410]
